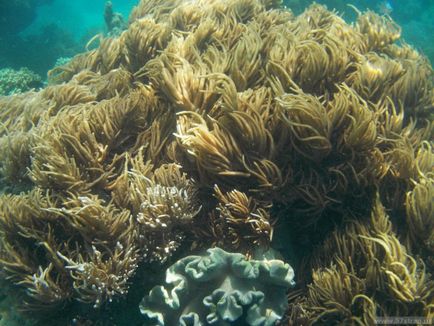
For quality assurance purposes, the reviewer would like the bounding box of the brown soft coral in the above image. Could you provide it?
[288,199,434,324]
[0,0,432,324]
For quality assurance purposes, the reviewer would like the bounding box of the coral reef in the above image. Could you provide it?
[288,199,434,324]
[0,0,432,324]
[0,68,43,96]
[283,0,434,64]
[104,1,127,37]
[140,247,295,325]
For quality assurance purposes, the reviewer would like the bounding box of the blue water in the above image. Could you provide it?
[0,0,138,76]
[25,0,137,40]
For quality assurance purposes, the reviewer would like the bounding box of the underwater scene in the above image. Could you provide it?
[0,0,433,325]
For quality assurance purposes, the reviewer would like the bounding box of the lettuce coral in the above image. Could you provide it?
[140,247,295,325]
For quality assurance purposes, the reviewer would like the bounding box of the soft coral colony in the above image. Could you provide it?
[0,0,433,324]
